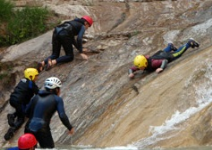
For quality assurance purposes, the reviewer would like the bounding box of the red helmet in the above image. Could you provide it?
[82,15,93,26]
[18,133,37,149]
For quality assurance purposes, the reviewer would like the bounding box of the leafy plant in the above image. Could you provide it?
[0,0,14,22]
[7,6,50,44]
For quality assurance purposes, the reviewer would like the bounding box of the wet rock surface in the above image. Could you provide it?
[1,0,212,149]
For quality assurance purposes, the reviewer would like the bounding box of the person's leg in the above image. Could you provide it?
[8,99,21,126]
[44,31,62,64]
[37,30,61,72]
[55,34,74,63]
[163,42,177,52]
[13,115,25,130]
[36,130,54,148]
[171,38,199,60]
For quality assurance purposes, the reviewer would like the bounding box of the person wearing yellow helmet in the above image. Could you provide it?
[37,15,93,72]
[129,38,199,79]
[4,68,39,141]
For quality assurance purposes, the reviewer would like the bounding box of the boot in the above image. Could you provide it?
[188,38,200,48]
[4,127,16,141]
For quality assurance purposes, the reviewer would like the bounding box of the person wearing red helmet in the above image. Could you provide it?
[37,15,93,72]
[6,133,37,150]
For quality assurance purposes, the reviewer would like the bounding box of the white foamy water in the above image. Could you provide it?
[134,62,212,148]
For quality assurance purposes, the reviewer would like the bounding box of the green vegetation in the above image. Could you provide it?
[0,62,15,89]
[0,0,13,22]
[0,0,59,46]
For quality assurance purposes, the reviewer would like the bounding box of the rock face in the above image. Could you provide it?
[1,0,212,149]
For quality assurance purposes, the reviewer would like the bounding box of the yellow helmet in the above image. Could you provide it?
[24,68,39,81]
[133,55,147,68]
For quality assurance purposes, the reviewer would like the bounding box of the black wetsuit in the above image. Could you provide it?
[44,18,86,64]
[9,78,39,130]
[24,90,73,148]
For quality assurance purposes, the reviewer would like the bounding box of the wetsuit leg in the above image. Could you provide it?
[170,43,190,61]
[36,130,54,148]
[55,32,74,63]
[24,127,54,148]
[13,115,25,130]
[163,44,173,52]
[44,30,62,64]
[9,99,25,130]
[163,43,177,52]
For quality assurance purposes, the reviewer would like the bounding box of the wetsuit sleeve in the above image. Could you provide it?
[56,97,73,130]
[28,80,39,94]
[75,26,85,53]
[128,66,139,74]
[160,59,168,69]
[25,96,35,117]
[32,82,39,94]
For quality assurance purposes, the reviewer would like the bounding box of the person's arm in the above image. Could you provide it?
[56,97,74,133]
[77,26,88,60]
[25,96,36,117]
[128,66,140,79]
[76,26,85,53]
[155,59,168,73]
[32,83,39,94]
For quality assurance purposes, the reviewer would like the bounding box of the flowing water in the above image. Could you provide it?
[34,145,212,150]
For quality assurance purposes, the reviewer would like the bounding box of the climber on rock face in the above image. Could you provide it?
[37,15,93,72]
[6,133,37,150]
[24,77,74,148]
[4,68,39,141]
[128,38,199,79]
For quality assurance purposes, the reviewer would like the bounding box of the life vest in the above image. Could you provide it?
[145,50,173,72]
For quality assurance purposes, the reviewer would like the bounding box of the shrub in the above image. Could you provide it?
[0,0,14,22]
[7,6,50,44]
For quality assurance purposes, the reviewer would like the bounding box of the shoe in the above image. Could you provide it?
[44,58,52,71]
[4,127,16,141]
[168,42,178,51]
[188,38,199,48]
[37,62,44,73]
[7,114,15,127]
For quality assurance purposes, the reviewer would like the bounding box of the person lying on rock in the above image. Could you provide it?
[128,38,199,79]
[37,15,93,72]
[4,68,39,141]
[24,77,74,148]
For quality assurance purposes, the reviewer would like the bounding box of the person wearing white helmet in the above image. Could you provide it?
[37,15,93,72]
[24,77,74,148]
[128,38,200,79]
[4,68,39,141]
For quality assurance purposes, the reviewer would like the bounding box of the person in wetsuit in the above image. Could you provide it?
[4,68,39,141]
[128,38,200,79]
[24,77,74,148]
[37,15,93,72]
[6,133,37,150]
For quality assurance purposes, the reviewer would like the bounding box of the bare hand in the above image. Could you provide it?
[83,48,89,52]
[80,53,88,60]
[69,128,74,135]
[156,68,163,73]
[129,73,134,79]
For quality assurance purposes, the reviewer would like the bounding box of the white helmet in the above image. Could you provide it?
[44,77,62,89]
